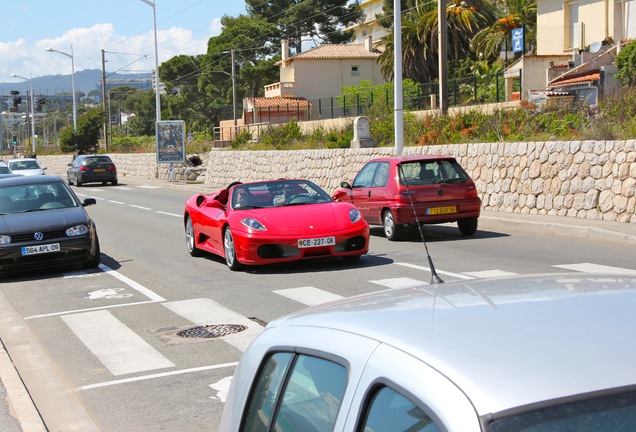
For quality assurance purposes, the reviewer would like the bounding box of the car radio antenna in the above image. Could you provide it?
[399,164,444,284]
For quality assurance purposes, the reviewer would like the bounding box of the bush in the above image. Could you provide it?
[260,118,303,149]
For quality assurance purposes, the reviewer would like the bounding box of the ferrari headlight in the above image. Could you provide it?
[66,224,89,237]
[241,218,267,231]
[349,209,362,223]
[0,235,11,245]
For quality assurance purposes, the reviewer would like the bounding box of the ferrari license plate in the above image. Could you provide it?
[93,168,105,172]
[298,236,336,248]
[426,206,457,215]
[21,243,61,255]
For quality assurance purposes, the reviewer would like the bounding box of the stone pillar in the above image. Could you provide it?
[350,116,376,148]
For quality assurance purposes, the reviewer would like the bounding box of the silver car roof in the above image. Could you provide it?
[268,274,636,415]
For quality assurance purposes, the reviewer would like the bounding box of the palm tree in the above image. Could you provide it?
[378,0,497,83]
[471,0,537,61]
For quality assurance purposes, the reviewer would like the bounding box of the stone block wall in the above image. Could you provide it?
[36,139,636,223]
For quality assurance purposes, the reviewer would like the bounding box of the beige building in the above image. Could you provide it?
[504,0,636,103]
[264,38,385,102]
[345,0,389,44]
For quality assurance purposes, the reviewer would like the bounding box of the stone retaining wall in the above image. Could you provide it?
[36,140,636,223]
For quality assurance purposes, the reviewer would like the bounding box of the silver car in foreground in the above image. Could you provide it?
[220,274,636,431]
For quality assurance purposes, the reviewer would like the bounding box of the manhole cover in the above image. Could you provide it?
[177,324,248,338]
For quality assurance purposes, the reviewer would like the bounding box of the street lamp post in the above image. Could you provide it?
[11,73,36,153]
[139,0,161,122]
[46,44,78,131]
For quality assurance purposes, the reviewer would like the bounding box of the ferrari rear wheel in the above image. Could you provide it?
[185,216,204,257]
[383,209,402,241]
[223,228,242,271]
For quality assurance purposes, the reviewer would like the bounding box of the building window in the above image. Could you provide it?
[351,65,360,75]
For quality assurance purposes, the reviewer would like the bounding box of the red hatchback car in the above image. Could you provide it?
[334,156,481,240]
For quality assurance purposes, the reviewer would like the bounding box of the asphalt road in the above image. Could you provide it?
[1,177,635,431]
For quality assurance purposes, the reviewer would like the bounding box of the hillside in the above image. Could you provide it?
[0,69,151,96]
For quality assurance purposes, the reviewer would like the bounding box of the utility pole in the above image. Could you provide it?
[231,49,237,136]
[393,0,404,156]
[438,0,449,115]
[102,49,108,151]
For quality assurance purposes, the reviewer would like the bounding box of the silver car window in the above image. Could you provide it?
[242,352,347,432]
[360,386,441,432]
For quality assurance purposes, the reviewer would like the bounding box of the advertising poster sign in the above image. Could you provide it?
[156,120,186,163]
[512,28,524,53]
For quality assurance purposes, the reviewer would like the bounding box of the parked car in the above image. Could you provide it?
[0,175,100,275]
[184,179,369,270]
[220,273,636,432]
[67,154,118,186]
[333,156,481,240]
[7,158,46,176]
[0,161,17,178]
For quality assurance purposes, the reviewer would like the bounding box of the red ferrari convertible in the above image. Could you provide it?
[184,179,370,270]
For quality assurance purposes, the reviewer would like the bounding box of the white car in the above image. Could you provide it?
[7,158,46,176]
[220,274,636,431]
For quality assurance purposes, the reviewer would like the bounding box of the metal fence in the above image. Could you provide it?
[213,71,521,143]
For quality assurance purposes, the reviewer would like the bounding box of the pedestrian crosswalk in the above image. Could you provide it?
[54,261,636,389]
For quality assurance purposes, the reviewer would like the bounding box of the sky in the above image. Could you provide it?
[0,1,247,90]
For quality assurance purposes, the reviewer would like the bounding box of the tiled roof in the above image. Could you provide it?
[246,97,311,108]
[550,71,601,87]
[288,44,381,60]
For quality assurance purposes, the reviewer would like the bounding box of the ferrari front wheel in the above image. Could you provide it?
[223,227,242,271]
[185,216,204,257]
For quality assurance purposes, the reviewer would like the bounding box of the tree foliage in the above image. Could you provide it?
[245,0,362,54]
[377,0,497,83]
[59,107,106,154]
[615,40,636,87]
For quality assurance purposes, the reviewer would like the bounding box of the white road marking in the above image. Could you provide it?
[156,211,181,217]
[395,262,476,280]
[107,200,126,205]
[129,205,152,210]
[99,264,165,301]
[553,263,636,275]
[369,277,427,289]
[163,298,263,352]
[273,287,343,306]
[75,362,237,391]
[137,185,162,189]
[209,376,233,402]
[61,310,175,376]
[24,301,159,320]
[462,270,519,278]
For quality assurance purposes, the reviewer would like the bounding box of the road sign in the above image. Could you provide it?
[512,28,524,53]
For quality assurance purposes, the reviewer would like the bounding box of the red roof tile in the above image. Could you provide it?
[246,97,311,108]
[550,72,601,86]
[288,44,381,60]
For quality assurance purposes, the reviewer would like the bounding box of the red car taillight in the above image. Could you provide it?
[107,165,117,172]
[80,166,89,171]
[466,184,479,198]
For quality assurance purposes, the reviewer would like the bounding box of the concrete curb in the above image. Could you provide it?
[0,290,100,432]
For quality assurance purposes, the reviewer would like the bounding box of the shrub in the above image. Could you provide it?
[260,119,303,149]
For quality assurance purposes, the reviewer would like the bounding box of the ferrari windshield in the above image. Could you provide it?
[0,182,78,214]
[231,180,333,209]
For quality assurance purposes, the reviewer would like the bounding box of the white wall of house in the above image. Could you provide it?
[537,0,635,56]
[288,58,384,102]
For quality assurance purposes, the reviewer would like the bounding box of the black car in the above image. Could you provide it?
[67,154,118,186]
[0,175,100,275]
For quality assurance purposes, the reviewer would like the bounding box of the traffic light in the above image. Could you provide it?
[36,98,45,112]
[12,136,17,146]
[12,96,21,112]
